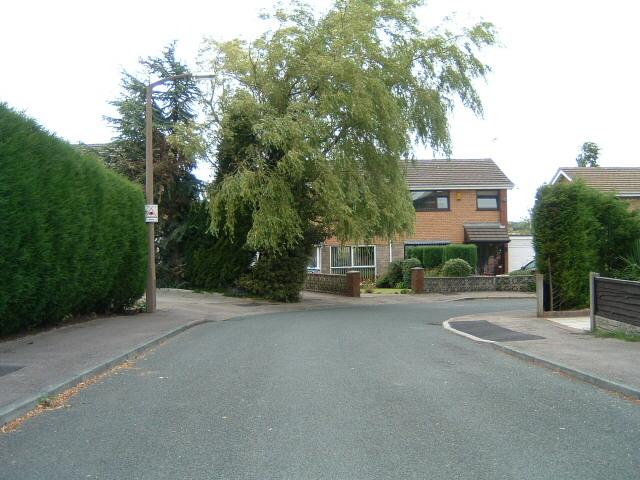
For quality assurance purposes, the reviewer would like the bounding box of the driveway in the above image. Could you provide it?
[2,299,639,479]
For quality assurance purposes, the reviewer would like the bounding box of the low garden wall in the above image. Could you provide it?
[304,272,360,297]
[421,275,534,294]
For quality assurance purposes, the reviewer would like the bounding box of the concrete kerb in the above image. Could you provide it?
[443,319,640,401]
[0,318,214,427]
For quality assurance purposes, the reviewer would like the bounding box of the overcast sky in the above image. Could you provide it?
[2,0,639,220]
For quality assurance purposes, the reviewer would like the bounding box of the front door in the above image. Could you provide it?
[477,243,505,275]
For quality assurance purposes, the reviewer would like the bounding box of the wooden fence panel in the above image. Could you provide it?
[594,277,640,328]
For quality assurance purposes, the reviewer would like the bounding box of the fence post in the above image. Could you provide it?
[346,271,361,297]
[589,272,599,333]
[535,273,545,318]
[411,267,425,294]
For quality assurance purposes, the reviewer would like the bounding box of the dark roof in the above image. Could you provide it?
[553,167,640,195]
[464,223,510,243]
[404,159,514,190]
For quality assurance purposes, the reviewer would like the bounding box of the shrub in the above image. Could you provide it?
[402,257,422,286]
[444,244,477,271]
[441,258,473,277]
[532,181,640,309]
[181,202,254,290]
[376,259,403,287]
[406,244,477,271]
[424,266,442,277]
[0,104,146,335]
[406,246,445,269]
[238,247,308,302]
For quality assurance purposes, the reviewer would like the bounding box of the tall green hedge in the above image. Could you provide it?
[406,244,477,270]
[0,104,147,335]
[532,181,640,310]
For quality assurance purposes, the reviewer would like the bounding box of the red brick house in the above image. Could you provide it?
[309,159,514,278]
[551,167,640,211]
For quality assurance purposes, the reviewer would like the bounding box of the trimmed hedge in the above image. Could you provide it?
[406,244,477,270]
[0,104,146,335]
[532,181,640,309]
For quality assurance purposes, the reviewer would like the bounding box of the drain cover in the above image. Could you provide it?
[0,365,24,377]
[449,320,545,342]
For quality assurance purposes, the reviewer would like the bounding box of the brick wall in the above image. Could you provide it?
[410,189,504,243]
[421,275,534,294]
[304,272,347,295]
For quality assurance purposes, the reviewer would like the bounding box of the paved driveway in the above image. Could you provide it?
[2,299,639,479]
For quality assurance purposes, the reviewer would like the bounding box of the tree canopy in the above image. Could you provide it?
[201,0,496,250]
[576,141,600,167]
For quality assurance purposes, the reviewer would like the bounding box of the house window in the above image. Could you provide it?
[411,191,450,211]
[330,245,376,280]
[307,246,321,271]
[477,190,500,210]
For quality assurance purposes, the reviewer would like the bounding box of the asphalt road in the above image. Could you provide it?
[2,299,639,479]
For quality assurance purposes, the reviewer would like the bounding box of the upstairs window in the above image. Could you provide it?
[477,190,500,210]
[412,191,450,211]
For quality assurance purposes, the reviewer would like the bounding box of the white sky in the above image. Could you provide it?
[2,0,639,221]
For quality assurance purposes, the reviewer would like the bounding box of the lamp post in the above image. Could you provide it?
[145,73,215,312]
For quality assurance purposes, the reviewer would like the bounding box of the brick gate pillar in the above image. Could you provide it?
[411,267,425,294]
[346,271,361,297]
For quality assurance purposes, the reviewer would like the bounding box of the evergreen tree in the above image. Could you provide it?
[106,42,206,286]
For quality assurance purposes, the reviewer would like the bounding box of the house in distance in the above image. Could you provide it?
[310,159,514,279]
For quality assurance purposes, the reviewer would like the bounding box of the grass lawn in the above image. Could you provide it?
[594,328,640,342]
[361,288,411,295]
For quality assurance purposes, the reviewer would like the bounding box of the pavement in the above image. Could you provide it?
[445,311,640,399]
[3,298,640,479]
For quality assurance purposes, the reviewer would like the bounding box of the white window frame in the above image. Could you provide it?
[308,246,322,272]
[330,245,377,270]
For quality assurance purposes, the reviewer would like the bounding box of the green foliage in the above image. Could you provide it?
[614,239,640,280]
[406,246,445,269]
[532,181,640,310]
[0,104,146,335]
[201,0,496,300]
[406,244,477,270]
[444,244,477,270]
[509,217,532,235]
[441,258,473,277]
[238,248,308,302]
[375,259,404,287]
[424,267,442,277]
[576,141,600,167]
[180,202,254,290]
[402,257,422,286]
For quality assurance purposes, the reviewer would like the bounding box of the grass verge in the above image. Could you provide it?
[594,328,640,342]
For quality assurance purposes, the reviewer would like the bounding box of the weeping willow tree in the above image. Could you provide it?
[200,0,496,300]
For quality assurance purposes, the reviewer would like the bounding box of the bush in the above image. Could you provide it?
[406,246,445,269]
[532,181,640,309]
[424,266,442,277]
[443,244,477,271]
[441,258,473,277]
[238,247,308,302]
[181,202,254,290]
[0,104,146,335]
[402,257,422,286]
[376,259,403,287]
[406,244,477,271]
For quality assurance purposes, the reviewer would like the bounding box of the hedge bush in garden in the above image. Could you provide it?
[406,244,477,270]
[443,244,477,270]
[0,104,146,335]
[441,258,473,277]
[532,181,640,310]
